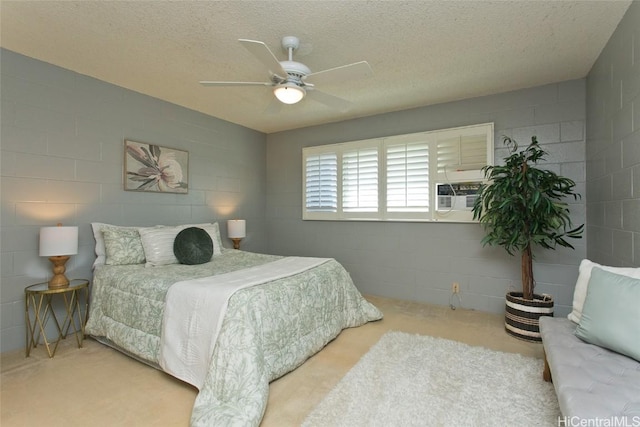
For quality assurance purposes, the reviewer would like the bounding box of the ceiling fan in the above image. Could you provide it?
[199,36,373,111]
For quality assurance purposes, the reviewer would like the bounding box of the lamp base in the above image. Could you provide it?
[48,255,70,289]
[231,238,242,250]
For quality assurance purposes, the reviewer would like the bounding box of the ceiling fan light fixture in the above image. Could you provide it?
[274,83,305,104]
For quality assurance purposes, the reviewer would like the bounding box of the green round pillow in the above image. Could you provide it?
[173,227,213,265]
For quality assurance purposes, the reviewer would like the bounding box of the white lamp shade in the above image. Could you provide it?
[273,83,305,104]
[39,226,78,257]
[227,220,246,239]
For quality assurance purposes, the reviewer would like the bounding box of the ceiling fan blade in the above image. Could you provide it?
[263,97,283,115]
[306,90,353,112]
[305,61,373,86]
[239,39,288,79]
[199,81,272,87]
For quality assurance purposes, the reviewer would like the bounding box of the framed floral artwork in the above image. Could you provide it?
[124,140,189,193]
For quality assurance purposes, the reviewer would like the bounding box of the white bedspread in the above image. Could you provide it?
[159,256,330,389]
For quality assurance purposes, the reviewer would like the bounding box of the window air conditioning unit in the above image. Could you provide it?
[436,182,482,211]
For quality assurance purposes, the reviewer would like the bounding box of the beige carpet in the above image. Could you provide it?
[1,295,544,426]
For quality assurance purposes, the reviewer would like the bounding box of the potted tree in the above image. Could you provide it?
[472,135,584,341]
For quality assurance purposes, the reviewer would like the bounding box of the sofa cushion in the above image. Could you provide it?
[575,268,640,362]
[540,317,640,420]
[568,259,640,324]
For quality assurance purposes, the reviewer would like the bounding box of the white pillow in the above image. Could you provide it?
[138,223,223,267]
[568,259,640,323]
[139,226,183,267]
[91,223,108,268]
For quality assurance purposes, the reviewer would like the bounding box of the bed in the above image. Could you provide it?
[85,222,382,426]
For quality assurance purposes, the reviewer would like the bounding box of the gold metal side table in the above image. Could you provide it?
[25,279,89,358]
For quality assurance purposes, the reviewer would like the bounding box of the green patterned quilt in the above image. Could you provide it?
[86,250,382,426]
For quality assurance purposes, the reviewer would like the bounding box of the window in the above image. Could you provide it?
[302,123,493,222]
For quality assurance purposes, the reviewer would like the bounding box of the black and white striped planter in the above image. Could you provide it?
[504,292,554,342]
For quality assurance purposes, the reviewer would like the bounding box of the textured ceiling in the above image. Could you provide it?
[0,1,631,134]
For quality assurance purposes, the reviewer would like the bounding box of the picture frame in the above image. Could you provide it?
[124,140,189,193]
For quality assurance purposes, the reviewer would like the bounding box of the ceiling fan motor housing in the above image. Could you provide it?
[280,60,311,84]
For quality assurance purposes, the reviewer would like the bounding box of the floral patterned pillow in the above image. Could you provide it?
[102,226,146,265]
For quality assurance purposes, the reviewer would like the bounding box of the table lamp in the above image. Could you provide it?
[227,219,246,249]
[39,224,78,289]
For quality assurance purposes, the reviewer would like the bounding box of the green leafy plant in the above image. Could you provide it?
[472,136,584,300]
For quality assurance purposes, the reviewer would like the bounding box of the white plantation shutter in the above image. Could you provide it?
[342,147,378,212]
[459,134,487,170]
[437,133,488,173]
[437,137,460,174]
[386,142,429,212]
[305,153,337,212]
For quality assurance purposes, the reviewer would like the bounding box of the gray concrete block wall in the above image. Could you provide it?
[0,49,267,352]
[266,80,587,316]
[6,1,637,352]
[586,1,640,267]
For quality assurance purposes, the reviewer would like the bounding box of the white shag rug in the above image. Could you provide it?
[302,331,560,427]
